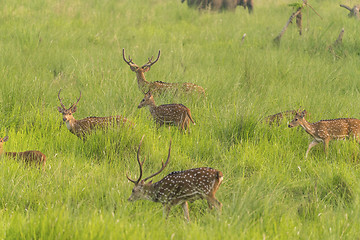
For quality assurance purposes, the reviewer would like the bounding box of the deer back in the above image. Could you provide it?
[70,115,133,139]
[312,118,360,139]
[149,81,205,96]
[153,104,195,129]
[152,167,223,204]
[6,151,46,168]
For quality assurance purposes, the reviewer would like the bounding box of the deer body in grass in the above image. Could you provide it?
[0,136,46,169]
[138,91,195,131]
[122,49,205,96]
[264,109,308,126]
[288,110,360,157]
[57,89,133,140]
[127,136,223,222]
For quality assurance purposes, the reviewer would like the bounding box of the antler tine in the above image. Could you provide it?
[141,50,161,68]
[143,139,171,182]
[57,89,66,109]
[127,135,145,184]
[122,48,134,65]
[70,90,82,109]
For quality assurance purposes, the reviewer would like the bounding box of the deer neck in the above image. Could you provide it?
[146,100,158,115]
[299,119,317,138]
[65,116,77,131]
[136,71,150,92]
[143,183,158,202]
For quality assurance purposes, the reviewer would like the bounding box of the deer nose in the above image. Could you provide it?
[63,117,67,122]
[288,124,292,128]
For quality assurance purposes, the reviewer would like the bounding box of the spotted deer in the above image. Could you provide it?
[0,136,46,170]
[127,136,223,222]
[138,91,195,131]
[122,48,205,96]
[57,89,133,140]
[288,110,360,157]
[263,108,309,126]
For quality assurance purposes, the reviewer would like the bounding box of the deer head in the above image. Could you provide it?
[288,110,307,128]
[122,48,161,74]
[57,89,81,123]
[127,135,171,202]
[137,91,155,109]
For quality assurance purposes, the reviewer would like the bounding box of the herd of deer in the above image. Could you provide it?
[2,49,360,221]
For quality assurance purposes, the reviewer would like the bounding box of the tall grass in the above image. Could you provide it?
[1,0,360,239]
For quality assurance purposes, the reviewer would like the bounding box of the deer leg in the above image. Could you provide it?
[182,201,190,222]
[163,204,172,219]
[306,140,319,158]
[206,195,222,213]
[323,138,330,157]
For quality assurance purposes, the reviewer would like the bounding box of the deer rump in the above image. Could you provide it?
[151,167,223,204]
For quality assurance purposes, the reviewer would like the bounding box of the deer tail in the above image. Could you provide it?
[187,109,195,125]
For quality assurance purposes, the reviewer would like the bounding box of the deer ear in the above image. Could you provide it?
[301,110,306,117]
[57,107,63,113]
[3,136,9,142]
[71,106,77,113]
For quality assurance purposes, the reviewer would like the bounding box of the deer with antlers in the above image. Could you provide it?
[57,89,133,140]
[0,136,46,170]
[288,110,360,157]
[138,91,195,131]
[122,48,205,96]
[127,136,223,222]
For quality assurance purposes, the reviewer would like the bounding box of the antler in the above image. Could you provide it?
[141,50,161,68]
[126,135,146,184]
[57,89,66,109]
[70,91,82,109]
[143,139,171,182]
[122,48,134,66]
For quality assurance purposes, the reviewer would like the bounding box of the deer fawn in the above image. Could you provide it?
[122,48,205,96]
[57,89,133,140]
[263,108,309,126]
[138,91,195,131]
[0,136,46,170]
[288,110,360,157]
[127,136,223,222]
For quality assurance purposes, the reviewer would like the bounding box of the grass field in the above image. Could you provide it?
[1,0,360,239]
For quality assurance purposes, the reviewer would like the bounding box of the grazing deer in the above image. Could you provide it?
[263,108,309,126]
[0,136,46,170]
[138,91,195,131]
[122,48,205,96]
[57,89,133,140]
[127,136,223,222]
[288,110,360,157]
